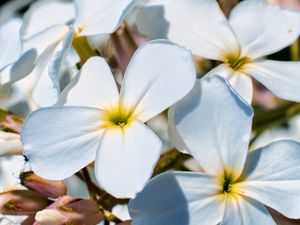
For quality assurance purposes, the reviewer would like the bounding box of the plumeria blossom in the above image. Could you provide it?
[21,40,196,198]
[1,0,139,107]
[129,76,300,225]
[136,0,300,103]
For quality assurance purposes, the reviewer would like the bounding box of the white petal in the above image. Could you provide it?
[205,64,253,103]
[23,25,69,56]
[21,107,104,180]
[245,60,300,102]
[1,26,69,85]
[120,40,196,122]
[229,0,300,59]
[136,0,239,61]
[236,140,300,219]
[170,76,253,177]
[0,18,22,69]
[221,195,276,225]
[75,0,138,36]
[21,0,75,39]
[228,73,253,104]
[0,50,37,85]
[0,132,23,156]
[58,56,119,109]
[167,107,189,153]
[95,120,162,198]
[33,29,74,107]
[129,172,224,225]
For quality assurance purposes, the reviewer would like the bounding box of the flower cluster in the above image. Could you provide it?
[0,0,299,224]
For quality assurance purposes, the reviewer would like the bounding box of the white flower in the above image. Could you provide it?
[129,76,300,225]
[1,0,139,107]
[20,40,196,198]
[136,0,300,103]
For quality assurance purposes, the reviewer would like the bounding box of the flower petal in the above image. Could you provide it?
[170,76,253,178]
[228,73,253,104]
[205,64,253,103]
[229,0,300,59]
[21,0,75,39]
[58,56,119,109]
[236,140,300,219]
[129,171,224,225]
[136,0,239,61]
[0,18,22,69]
[245,60,300,102]
[33,29,74,107]
[1,26,69,86]
[120,40,196,122]
[221,195,276,225]
[21,107,104,180]
[95,120,162,198]
[74,0,138,36]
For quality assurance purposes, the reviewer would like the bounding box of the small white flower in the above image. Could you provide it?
[136,0,300,103]
[129,76,300,225]
[21,40,196,198]
[1,0,139,107]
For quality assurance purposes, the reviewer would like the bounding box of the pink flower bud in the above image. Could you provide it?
[34,196,103,225]
[0,190,48,215]
[21,172,67,199]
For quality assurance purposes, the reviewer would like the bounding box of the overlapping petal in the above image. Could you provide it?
[229,0,300,59]
[21,107,104,180]
[95,120,162,198]
[221,195,276,225]
[228,73,253,103]
[74,0,139,36]
[205,64,253,103]
[236,140,300,219]
[120,40,196,122]
[129,172,224,225]
[136,0,239,60]
[170,76,253,178]
[0,18,22,69]
[245,60,300,102]
[58,56,119,109]
[33,28,74,107]
[21,0,75,39]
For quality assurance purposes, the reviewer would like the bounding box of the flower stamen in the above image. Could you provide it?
[226,55,251,71]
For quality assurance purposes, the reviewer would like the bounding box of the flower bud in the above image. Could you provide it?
[0,131,23,156]
[20,172,67,199]
[0,110,24,134]
[34,195,103,225]
[0,190,48,215]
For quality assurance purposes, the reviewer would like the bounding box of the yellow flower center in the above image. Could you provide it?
[218,171,239,196]
[225,54,251,71]
[102,106,134,129]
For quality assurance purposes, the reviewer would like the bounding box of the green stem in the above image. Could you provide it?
[81,168,97,201]
[253,103,300,133]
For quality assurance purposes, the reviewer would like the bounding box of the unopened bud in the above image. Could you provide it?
[34,196,103,225]
[0,131,23,156]
[0,110,24,134]
[21,172,67,198]
[0,190,48,215]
